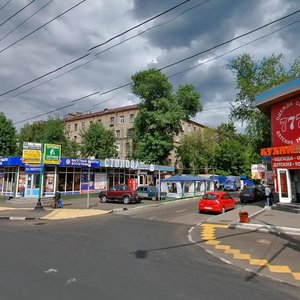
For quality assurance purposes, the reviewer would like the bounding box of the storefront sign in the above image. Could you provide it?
[23,142,41,150]
[272,97,300,146]
[260,144,300,156]
[25,164,43,173]
[104,158,145,169]
[62,158,100,167]
[44,144,61,164]
[271,155,300,169]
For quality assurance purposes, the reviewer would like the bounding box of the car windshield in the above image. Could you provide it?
[203,193,218,200]
[242,188,254,193]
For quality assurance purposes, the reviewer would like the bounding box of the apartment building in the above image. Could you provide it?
[64,104,205,165]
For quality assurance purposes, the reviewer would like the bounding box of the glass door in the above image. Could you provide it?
[26,174,41,196]
[277,169,292,203]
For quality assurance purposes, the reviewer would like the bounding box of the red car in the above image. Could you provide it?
[99,184,139,204]
[198,191,237,214]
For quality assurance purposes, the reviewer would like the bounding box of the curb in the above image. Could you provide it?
[228,222,300,236]
[0,216,38,221]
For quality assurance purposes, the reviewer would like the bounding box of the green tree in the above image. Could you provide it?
[17,116,78,157]
[80,122,117,159]
[176,128,217,174]
[212,139,247,176]
[0,112,17,156]
[131,68,202,164]
[227,53,300,152]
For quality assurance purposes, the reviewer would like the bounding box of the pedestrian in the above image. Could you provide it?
[52,191,61,208]
[269,189,274,206]
[20,184,25,197]
[264,185,271,206]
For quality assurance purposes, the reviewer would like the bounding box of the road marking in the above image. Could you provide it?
[175,209,187,213]
[201,223,300,281]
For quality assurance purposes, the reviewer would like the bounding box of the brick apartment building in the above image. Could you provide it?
[64,104,205,166]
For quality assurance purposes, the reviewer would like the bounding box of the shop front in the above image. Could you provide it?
[256,77,300,203]
[0,156,174,198]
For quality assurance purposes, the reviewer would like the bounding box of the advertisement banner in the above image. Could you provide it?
[44,144,61,164]
[251,164,266,180]
[271,97,300,146]
[22,149,41,164]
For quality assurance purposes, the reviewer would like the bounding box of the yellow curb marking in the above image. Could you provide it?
[41,209,110,220]
[201,223,300,281]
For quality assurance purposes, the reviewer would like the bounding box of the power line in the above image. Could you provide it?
[0,1,206,105]
[11,8,300,125]
[0,0,13,13]
[0,0,204,98]
[88,0,194,51]
[0,0,86,59]
[0,0,36,28]
[0,0,55,44]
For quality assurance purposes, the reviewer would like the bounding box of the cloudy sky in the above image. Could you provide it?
[0,0,299,131]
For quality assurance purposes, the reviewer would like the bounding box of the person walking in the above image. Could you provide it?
[264,185,271,206]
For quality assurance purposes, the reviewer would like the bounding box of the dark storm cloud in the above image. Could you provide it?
[0,0,299,131]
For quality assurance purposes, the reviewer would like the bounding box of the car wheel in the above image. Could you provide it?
[221,207,226,214]
[123,196,130,205]
[100,195,107,203]
[151,196,157,201]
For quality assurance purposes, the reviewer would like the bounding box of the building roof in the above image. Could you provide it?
[65,104,139,121]
[255,76,300,115]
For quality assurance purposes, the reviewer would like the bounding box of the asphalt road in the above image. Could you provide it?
[0,199,299,300]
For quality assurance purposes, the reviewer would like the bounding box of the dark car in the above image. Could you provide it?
[99,184,139,204]
[239,186,266,203]
[136,185,166,201]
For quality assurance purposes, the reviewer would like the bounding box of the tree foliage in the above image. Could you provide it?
[18,116,78,157]
[0,113,17,156]
[227,53,300,152]
[80,122,117,159]
[176,128,217,174]
[131,68,202,164]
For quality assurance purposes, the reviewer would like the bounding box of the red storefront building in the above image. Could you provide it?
[256,77,300,204]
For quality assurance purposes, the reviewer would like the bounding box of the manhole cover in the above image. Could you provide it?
[256,239,272,245]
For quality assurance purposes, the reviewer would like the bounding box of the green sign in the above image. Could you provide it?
[44,144,61,164]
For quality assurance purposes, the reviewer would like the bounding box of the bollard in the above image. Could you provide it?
[239,211,249,223]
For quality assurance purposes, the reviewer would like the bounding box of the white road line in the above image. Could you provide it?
[220,258,232,265]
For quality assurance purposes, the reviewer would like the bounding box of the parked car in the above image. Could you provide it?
[239,186,266,203]
[136,185,167,201]
[198,191,237,214]
[99,184,139,204]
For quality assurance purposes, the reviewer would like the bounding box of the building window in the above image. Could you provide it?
[119,115,124,124]
[110,117,114,126]
[67,124,70,131]
[127,128,134,138]
[74,123,78,131]
[74,136,77,142]
[116,143,120,152]
[90,121,93,125]
[130,114,135,123]
[98,119,101,123]
[116,130,121,138]
[82,122,85,129]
